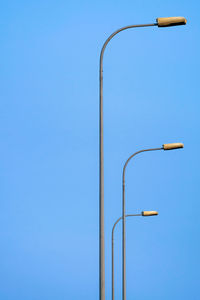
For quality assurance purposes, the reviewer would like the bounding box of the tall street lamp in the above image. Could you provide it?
[122,143,184,300]
[99,17,187,300]
[112,211,158,300]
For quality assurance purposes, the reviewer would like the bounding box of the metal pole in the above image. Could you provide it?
[99,23,156,300]
[112,214,141,300]
[122,148,162,300]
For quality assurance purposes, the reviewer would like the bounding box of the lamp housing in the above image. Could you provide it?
[157,17,187,27]
[163,143,184,150]
[142,211,158,216]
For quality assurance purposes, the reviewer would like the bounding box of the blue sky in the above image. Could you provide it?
[0,0,200,299]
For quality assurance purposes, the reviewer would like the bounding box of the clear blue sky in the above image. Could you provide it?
[1,1,199,299]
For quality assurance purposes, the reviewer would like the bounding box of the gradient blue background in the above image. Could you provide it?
[1,1,199,299]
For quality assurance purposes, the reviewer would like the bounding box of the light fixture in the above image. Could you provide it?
[157,17,187,27]
[142,211,158,216]
[163,143,184,150]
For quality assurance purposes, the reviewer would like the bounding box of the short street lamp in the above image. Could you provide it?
[112,211,158,300]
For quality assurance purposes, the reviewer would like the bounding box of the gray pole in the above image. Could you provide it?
[122,148,162,300]
[112,214,141,300]
[99,23,156,300]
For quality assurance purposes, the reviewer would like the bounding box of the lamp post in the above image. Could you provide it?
[99,17,187,300]
[112,211,158,300]
[122,143,184,300]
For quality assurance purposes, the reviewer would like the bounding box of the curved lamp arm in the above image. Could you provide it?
[112,214,142,238]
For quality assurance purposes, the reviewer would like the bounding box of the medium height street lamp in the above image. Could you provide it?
[99,17,187,300]
[122,143,184,300]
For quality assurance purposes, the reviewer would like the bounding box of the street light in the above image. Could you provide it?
[122,143,184,300]
[99,17,187,300]
[112,211,158,300]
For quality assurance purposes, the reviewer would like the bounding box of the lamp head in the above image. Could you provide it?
[142,211,158,217]
[156,17,187,27]
[163,143,184,150]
